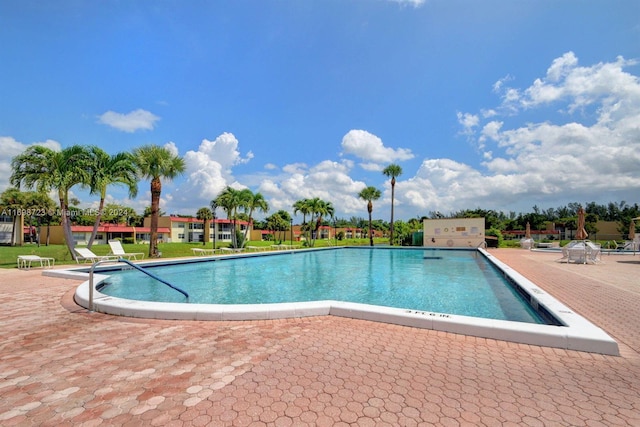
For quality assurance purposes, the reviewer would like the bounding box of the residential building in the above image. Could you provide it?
[42,224,170,245]
[144,216,252,244]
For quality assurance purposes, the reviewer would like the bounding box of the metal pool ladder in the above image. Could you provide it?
[88,258,189,311]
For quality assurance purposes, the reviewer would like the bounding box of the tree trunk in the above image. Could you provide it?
[149,178,161,258]
[87,196,105,249]
[202,219,208,245]
[10,216,17,247]
[60,192,76,260]
[368,202,374,247]
[389,178,395,245]
[242,209,254,248]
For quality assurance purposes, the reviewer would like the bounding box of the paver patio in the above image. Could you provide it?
[1,249,639,426]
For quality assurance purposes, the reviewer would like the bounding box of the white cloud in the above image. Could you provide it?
[456,112,479,135]
[161,51,640,218]
[388,0,426,7]
[492,74,514,93]
[545,51,579,82]
[341,129,414,169]
[170,133,254,211]
[360,162,384,172]
[164,141,179,157]
[258,159,368,217]
[97,109,160,132]
[426,52,640,214]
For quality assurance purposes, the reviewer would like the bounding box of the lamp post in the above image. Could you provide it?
[290,218,293,248]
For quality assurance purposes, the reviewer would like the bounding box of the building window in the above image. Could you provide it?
[178,233,185,239]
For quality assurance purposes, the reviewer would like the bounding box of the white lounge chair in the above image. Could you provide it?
[108,240,145,260]
[191,248,217,256]
[74,248,119,264]
[17,255,55,269]
[220,247,245,253]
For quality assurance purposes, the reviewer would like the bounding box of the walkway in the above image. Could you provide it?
[1,249,639,426]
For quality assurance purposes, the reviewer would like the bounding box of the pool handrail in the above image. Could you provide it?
[88,258,189,311]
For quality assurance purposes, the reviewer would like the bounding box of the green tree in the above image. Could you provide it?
[133,145,185,258]
[239,189,269,247]
[382,164,402,246]
[0,187,26,245]
[196,207,213,245]
[214,186,244,248]
[86,147,138,248]
[265,210,291,244]
[24,191,57,245]
[293,199,312,242]
[307,197,334,247]
[26,191,57,246]
[358,186,381,247]
[97,204,139,225]
[10,145,91,258]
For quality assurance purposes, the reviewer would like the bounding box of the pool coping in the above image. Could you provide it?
[44,247,620,355]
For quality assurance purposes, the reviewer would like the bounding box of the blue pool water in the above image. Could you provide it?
[99,247,546,324]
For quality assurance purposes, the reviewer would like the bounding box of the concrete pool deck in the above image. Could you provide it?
[1,248,639,425]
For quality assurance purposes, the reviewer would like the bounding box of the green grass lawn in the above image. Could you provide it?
[0,238,386,269]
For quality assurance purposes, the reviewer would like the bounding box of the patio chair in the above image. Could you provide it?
[74,247,119,264]
[108,240,145,260]
[566,242,587,264]
[520,238,535,250]
[585,241,602,263]
[17,255,55,269]
[559,240,580,262]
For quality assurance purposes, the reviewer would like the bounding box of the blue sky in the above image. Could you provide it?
[1,0,639,221]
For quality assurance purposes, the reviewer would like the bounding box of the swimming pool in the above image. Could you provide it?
[99,247,547,324]
[59,247,619,355]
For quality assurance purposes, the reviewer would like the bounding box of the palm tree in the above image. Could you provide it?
[196,207,213,245]
[239,189,269,247]
[214,186,243,248]
[300,197,335,247]
[382,164,402,245]
[265,210,291,244]
[86,147,138,248]
[358,186,381,247]
[312,199,334,246]
[133,145,185,258]
[210,200,218,250]
[10,145,91,259]
[293,199,312,243]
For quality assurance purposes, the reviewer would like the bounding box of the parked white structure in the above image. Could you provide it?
[423,218,486,248]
